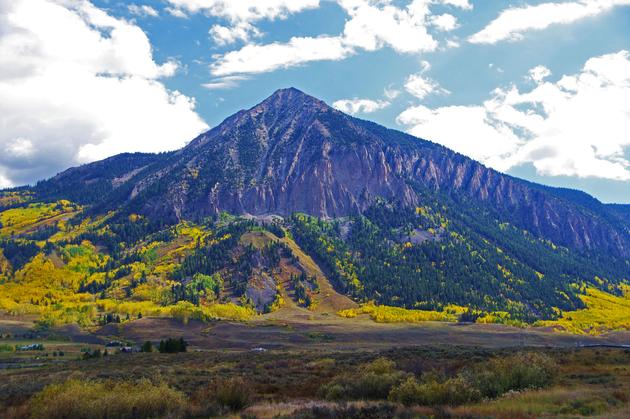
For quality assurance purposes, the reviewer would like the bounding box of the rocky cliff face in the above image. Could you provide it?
[36,88,630,257]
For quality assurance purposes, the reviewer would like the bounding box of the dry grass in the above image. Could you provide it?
[28,378,187,419]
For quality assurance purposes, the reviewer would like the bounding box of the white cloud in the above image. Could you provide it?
[5,138,35,158]
[210,22,260,45]
[445,38,460,48]
[397,104,522,170]
[0,174,11,189]
[165,6,188,18]
[333,98,390,115]
[0,0,208,187]
[397,51,630,181]
[528,65,551,83]
[127,4,159,17]
[404,61,450,99]
[339,0,438,54]
[167,0,320,21]
[405,73,450,99]
[429,13,459,31]
[167,0,320,44]
[210,36,353,76]
[202,75,248,90]
[469,0,630,44]
[333,86,404,115]
[439,0,472,10]
[209,0,466,76]
[384,87,401,100]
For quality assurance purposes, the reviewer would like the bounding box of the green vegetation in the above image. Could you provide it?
[0,193,628,334]
[158,337,187,353]
[289,198,630,326]
[320,352,556,407]
[3,345,624,418]
[389,376,480,406]
[319,358,408,401]
[29,379,186,419]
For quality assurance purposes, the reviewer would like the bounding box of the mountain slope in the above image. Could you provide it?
[35,88,630,258]
[2,88,628,325]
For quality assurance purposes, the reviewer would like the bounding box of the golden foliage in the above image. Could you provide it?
[0,201,80,237]
[339,302,457,323]
[536,285,630,334]
[29,379,187,419]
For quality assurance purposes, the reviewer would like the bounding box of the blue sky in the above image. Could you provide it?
[1,0,629,203]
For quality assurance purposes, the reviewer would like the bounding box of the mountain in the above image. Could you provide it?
[37,88,630,258]
[2,88,629,325]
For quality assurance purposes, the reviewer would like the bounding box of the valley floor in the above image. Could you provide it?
[1,313,630,418]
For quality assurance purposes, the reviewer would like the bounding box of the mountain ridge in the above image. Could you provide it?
[31,88,630,258]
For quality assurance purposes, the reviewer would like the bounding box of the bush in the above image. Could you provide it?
[389,376,481,406]
[140,341,153,353]
[319,358,408,401]
[215,377,252,411]
[195,377,253,413]
[28,379,187,418]
[387,352,557,407]
[462,352,557,398]
[158,337,187,353]
[82,349,102,360]
[0,344,14,352]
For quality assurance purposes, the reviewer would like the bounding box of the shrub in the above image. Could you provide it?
[140,341,153,353]
[82,349,102,360]
[389,376,481,406]
[28,379,187,418]
[158,337,187,353]
[0,344,14,352]
[196,377,252,413]
[458,309,481,323]
[462,352,557,398]
[319,358,408,401]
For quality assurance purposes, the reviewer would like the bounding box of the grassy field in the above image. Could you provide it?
[0,328,628,418]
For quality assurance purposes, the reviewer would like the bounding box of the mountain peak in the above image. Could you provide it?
[257,87,330,114]
[36,89,630,258]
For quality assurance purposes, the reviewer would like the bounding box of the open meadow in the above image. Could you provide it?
[1,310,630,418]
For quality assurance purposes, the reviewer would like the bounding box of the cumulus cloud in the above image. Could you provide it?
[333,98,389,115]
[469,0,630,44]
[0,0,208,187]
[209,0,473,77]
[167,0,320,44]
[210,22,260,45]
[333,87,404,115]
[404,61,450,99]
[127,4,159,17]
[397,104,522,170]
[211,36,353,76]
[440,0,472,9]
[166,0,320,21]
[339,0,438,54]
[397,51,630,181]
[429,13,459,31]
[528,65,551,83]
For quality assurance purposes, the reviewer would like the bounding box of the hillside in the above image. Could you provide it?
[0,88,629,330]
